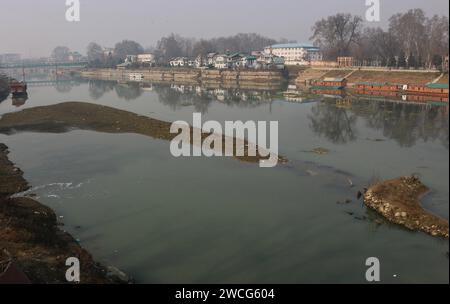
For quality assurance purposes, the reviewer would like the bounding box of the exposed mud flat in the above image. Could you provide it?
[364,176,449,238]
[0,143,130,284]
[0,102,286,164]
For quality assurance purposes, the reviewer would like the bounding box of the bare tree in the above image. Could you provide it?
[156,34,184,63]
[361,28,400,67]
[389,9,427,63]
[425,15,449,68]
[310,13,363,60]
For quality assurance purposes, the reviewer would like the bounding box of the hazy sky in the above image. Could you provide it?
[1,0,448,57]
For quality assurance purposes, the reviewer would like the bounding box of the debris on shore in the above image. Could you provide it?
[1,143,131,284]
[364,176,449,238]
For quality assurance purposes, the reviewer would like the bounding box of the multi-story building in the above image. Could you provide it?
[264,43,322,66]
[137,54,155,65]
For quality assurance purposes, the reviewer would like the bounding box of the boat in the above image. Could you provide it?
[310,77,347,90]
[9,80,28,96]
[355,82,401,92]
[404,83,449,97]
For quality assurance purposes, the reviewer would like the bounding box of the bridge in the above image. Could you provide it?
[26,79,77,87]
[0,61,88,69]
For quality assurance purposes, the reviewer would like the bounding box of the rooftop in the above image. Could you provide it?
[267,43,319,50]
[426,83,449,89]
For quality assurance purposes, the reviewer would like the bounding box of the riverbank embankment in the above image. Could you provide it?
[80,68,285,85]
[296,67,445,86]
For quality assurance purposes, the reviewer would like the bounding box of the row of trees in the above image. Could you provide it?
[86,40,145,68]
[311,9,449,69]
[81,8,448,69]
[153,33,280,63]
[84,33,281,67]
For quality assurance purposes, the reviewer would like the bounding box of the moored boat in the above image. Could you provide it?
[10,80,28,96]
[355,82,401,92]
[404,83,449,97]
[310,77,347,90]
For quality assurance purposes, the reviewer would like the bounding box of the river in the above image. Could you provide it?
[0,78,448,283]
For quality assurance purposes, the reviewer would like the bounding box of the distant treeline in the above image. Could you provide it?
[311,9,449,68]
[68,8,448,69]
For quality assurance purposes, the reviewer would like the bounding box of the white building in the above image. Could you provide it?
[137,54,155,64]
[207,53,217,66]
[169,57,189,67]
[256,54,285,69]
[235,55,257,69]
[264,43,322,66]
[213,54,229,69]
[125,55,138,63]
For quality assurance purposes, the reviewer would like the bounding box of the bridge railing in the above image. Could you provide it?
[0,62,89,69]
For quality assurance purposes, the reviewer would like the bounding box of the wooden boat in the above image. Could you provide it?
[355,82,401,92]
[10,80,27,96]
[310,77,347,89]
[404,83,449,97]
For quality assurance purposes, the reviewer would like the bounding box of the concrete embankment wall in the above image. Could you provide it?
[80,68,284,84]
[296,67,444,86]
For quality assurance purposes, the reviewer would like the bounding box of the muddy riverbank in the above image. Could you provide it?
[0,102,286,165]
[364,176,449,238]
[0,143,131,283]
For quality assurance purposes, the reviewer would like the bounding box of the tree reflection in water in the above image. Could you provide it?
[309,99,449,148]
[308,101,358,144]
[114,82,143,101]
[88,80,116,100]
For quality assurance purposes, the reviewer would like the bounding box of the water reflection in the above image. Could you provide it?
[309,101,358,144]
[309,99,449,148]
[83,79,450,149]
[11,95,28,107]
[87,79,283,113]
[88,80,116,100]
[352,100,449,148]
